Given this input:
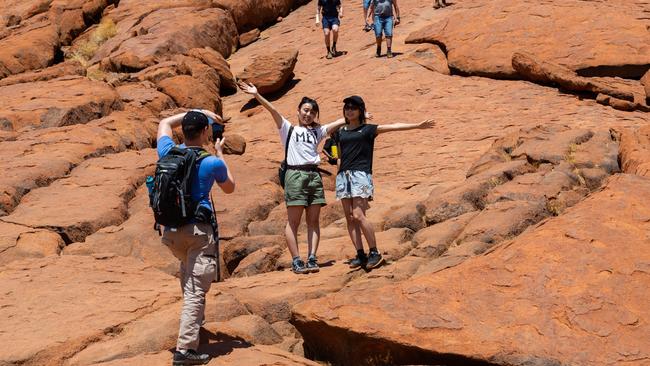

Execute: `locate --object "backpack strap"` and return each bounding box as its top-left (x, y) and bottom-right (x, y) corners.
top-left (284, 126), bottom-right (294, 162)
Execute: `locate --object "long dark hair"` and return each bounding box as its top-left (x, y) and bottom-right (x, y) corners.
top-left (343, 103), bottom-right (366, 125)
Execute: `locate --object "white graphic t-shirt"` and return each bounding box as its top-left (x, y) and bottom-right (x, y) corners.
top-left (279, 118), bottom-right (328, 166)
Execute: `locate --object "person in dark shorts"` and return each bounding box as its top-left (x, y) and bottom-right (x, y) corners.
top-left (332, 96), bottom-right (434, 269)
top-left (316, 0), bottom-right (343, 59)
top-left (434, 0), bottom-right (448, 9)
top-left (238, 81), bottom-right (347, 274)
top-left (366, 0), bottom-right (400, 58)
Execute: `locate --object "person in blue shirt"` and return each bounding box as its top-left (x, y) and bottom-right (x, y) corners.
top-left (157, 109), bottom-right (235, 366)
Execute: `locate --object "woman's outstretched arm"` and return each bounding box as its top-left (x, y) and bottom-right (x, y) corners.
top-left (238, 81), bottom-right (284, 129)
top-left (376, 118), bottom-right (435, 135)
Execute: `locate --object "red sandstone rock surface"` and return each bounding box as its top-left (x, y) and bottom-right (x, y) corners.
top-left (0, 0), bottom-right (648, 365)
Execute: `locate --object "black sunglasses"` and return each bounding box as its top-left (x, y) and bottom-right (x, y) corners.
top-left (344, 104), bottom-right (360, 110)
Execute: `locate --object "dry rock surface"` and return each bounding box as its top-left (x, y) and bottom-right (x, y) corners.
top-left (0, 0), bottom-right (648, 365)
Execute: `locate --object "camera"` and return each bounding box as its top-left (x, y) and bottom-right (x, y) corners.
top-left (210, 118), bottom-right (224, 141)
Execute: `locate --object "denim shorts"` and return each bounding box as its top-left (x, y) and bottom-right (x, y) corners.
top-left (374, 15), bottom-right (393, 37)
top-left (363, 0), bottom-right (372, 10)
top-left (322, 15), bottom-right (340, 29)
top-left (336, 170), bottom-right (374, 200)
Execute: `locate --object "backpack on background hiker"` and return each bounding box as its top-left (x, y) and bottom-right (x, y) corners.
top-left (278, 126), bottom-right (294, 188)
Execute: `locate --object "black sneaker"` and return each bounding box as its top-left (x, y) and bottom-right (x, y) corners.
top-left (349, 253), bottom-right (367, 269)
top-left (306, 255), bottom-right (320, 273)
top-left (331, 45), bottom-right (337, 56)
top-left (292, 258), bottom-right (308, 274)
top-left (366, 251), bottom-right (385, 269)
top-left (173, 350), bottom-right (210, 365)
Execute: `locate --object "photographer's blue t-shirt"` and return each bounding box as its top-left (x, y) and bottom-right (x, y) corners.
top-left (157, 136), bottom-right (228, 210)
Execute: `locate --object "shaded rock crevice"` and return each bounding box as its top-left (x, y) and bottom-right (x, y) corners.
top-left (293, 318), bottom-right (502, 366)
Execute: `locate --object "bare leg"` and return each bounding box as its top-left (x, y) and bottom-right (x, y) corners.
top-left (352, 197), bottom-right (377, 250)
top-left (323, 28), bottom-right (331, 51)
top-left (305, 204), bottom-right (321, 257)
top-left (342, 198), bottom-right (363, 251)
top-left (331, 25), bottom-right (339, 53)
top-left (375, 37), bottom-right (382, 56)
top-left (285, 206), bottom-right (304, 258)
top-left (386, 36), bottom-right (392, 50)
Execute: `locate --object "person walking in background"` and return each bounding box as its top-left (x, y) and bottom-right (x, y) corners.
top-left (332, 96), bottom-right (434, 269)
top-left (366, 0), bottom-right (400, 58)
top-left (433, 0), bottom-right (448, 9)
top-left (316, 0), bottom-right (343, 59)
top-left (363, 0), bottom-right (373, 31)
top-left (238, 81), bottom-right (347, 274)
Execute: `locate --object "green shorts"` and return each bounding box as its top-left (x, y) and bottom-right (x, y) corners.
top-left (284, 169), bottom-right (326, 206)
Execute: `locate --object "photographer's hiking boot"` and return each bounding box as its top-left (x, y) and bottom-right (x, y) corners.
top-left (292, 257), bottom-right (308, 274)
top-left (366, 250), bottom-right (385, 269)
top-left (306, 254), bottom-right (320, 273)
top-left (173, 350), bottom-right (210, 365)
top-left (349, 252), bottom-right (367, 269)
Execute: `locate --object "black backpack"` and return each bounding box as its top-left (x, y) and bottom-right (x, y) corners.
top-left (151, 146), bottom-right (210, 228)
top-left (278, 126), bottom-right (294, 188)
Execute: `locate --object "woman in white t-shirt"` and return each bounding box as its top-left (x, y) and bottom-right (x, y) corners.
top-left (239, 81), bottom-right (346, 274)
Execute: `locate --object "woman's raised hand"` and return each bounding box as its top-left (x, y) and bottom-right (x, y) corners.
top-left (365, 111), bottom-right (373, 120)
top-left (418, 119), bottom-right (435, 129)
top-left (237, 80), bottom-right (258, 95)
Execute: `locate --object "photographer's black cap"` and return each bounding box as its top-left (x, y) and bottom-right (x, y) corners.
top-left (343, 95), bottom-right (365, 109)
top-left (182, 110), bottom-right (209, 129)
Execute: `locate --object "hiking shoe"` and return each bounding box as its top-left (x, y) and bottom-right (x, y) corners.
top-left (364, 23), bottom-right (373, 32)
top-left (306, 255), bottom-right (320, 273)
top-left (292, 258), bottom-right (308, 274)
top-left (331, 45), bottom-right (337, 55)
top-left (173, 350), bottom-right (210, 365)
top-left (349, 253), bottom-right (367, 269)
top-left (387, 51), bottom-right (394, 58)
top-left (326, 51), bottom-right (333, 59)
top-left (366, 251), bottom-right (385, 269)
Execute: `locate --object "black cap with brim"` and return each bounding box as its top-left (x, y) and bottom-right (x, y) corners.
top-left (343, 95), bottom-right (365, 109)
top-left (182, 110), bottom-right (209, 129)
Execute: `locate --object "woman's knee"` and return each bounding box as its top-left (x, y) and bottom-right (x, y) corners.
top-left (286, 218), bottom-right (300, 231)
top-left (352, 209), bottom-right (366, 222)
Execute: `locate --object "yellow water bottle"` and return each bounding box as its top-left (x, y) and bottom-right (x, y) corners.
top-left (331, 145), bottom-right (339, 159)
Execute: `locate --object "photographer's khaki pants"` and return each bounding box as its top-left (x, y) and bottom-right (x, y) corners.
top-left (162, 223), bottom-right (216, 351)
